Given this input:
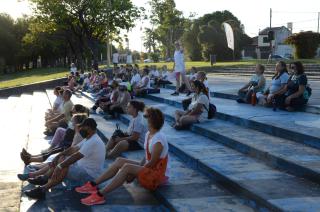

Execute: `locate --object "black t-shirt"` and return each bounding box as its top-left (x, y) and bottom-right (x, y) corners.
top-left (286, 74), bottom-right (307, 96)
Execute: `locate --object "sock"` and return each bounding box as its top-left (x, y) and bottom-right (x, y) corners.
top-left (90, 181), bottom-right (97, 186)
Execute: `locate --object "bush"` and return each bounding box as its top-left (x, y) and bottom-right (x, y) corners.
top-left (285, 31), bottom-right (320, 59)
top-left (149, 52), bottom-right (160, 62)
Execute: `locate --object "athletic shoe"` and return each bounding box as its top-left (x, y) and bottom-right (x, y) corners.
top-left (28, 175), bottom-right (48, 186)
top-left (81, 192), bottom-right (106, 206)
top-left (75, 182), bottom-right (98, 194)
top-left (17, 173), bottom-right (29, 181)
top-left (24, 187), bottom-right (45, 199)
top-left (186, 91), bottom-right (193, 96)
top-left (26, 165), bottom-right (39, 172)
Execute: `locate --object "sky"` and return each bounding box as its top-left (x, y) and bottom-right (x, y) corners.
top-left (1, 0), bottom-right (320, 51)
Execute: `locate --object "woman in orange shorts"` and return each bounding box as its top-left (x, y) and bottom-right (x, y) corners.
top-left (75, 107), bottom-right (169, 206)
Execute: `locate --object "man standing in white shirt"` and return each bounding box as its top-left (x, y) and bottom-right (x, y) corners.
top-left (171, 41), bottom-right (192, 96)
top-left (113, 52), bottom-right (119, 67)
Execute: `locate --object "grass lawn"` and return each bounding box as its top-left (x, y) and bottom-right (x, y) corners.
top-left (1, 59), bottom-right (319, 89)
top-left (0, 67), bottom-right (68, 89)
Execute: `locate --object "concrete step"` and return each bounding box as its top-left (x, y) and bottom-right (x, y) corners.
top-left (117, 110), bottom-right (320, 212)
top-left (130, 97), bottom-right (320, 184)
top-left (79, 92), bottom-right (320, 211)
top-left (0, 94), bottom-right (33, 211)
top-left (151, 88), bottom-right (320, 150)
top-left (44, 90), bottom-right (168, 211)
top-left (74, 93), bottom-right (256, 211)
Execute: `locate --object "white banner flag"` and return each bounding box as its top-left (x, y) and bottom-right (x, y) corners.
top-left (223, 23), bottom-right (234, 51)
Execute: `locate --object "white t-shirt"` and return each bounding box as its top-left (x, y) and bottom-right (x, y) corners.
top-left (126, 54), bottom-right (133, 64)
top-left (70, 67), bottom-right (77, 74)
top-left (189, 93), bottom-right (209, 122)
top-left (128, 112), bottom-right (147, 146)
top-left (270, 72), bottom-right (289, 94)
top-left (113, 53), bottom-right (119, 64)
top-left (150, 70), bottom-right (160, 78)
top-left (77, 133), bottom-right (106, 179)
top-left (131, 73), bottom-right (141, 85)
top-left (203, 80), bottom-right (211, 97)
top-left (174, 50), bottom-right (185, 73)
top-left (138, 76), bottom-right (151, 88)
top-left (53, 96), bottom-right (63, 111)
top-left (144, 131), bottom-right (168, 161)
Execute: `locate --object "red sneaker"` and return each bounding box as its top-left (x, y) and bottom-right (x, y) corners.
top-left (81, 192), bottom-right (106, 206)
top-left (75, 182), bottom-right (97, 194)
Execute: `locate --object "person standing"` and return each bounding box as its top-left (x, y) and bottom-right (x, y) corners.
top-left (171, 41), bottom-right (192, 96)
top-left (112, 52), bottom-right (119, 67)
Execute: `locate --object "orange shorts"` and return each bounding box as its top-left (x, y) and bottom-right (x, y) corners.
top-left (138, 168), bottom-right (164, 190)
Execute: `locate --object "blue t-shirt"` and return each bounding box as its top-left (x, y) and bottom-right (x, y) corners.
top-left (270, 72), bottom-right (289, 94)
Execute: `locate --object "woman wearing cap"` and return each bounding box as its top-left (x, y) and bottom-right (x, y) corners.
top-left (76, 107), bottom-right (169, 206)
top-left (171, 41), bottom-right (192, 96)
top-left (107, 84), bottom-right (131, 118)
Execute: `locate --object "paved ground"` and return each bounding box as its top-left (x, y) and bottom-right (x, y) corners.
top-left (206, 74), bottom-right (320, 106)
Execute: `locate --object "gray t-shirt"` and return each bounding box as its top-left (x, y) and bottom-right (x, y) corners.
top-left (127, 112), bottom-right (147, 146)
top-left (270, 73), bottom-right (289, 94)
top-left (189, 93), bottom-right (209, 122)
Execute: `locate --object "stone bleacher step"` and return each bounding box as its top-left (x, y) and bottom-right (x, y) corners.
top-left (137, 97), bottom-right (320, 184)
top-left (89, 113), bottom-right (257, 212)
top-left (73, 93), bottom-right (257, 211)
top-left (45, 90), bottom-right (168, 212)
top-left (147, 89), bottom-right (320, 150)
top-left (117, 113), bottom-right (320, 212)
top-left (77, 93), bottom-right (320, 211)
top-left (0, 94), bottom-right (34, 212)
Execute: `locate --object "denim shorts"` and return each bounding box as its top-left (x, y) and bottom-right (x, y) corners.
top-left (66, 164), bottom-right (94, 185)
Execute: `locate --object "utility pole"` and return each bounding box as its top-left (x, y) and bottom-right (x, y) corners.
top-left (317, 12), bottom-right (319, 33)
top-left (269, 8), bottom-right (273, 62)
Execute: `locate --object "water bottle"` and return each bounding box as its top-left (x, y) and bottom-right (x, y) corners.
top-left (251, 92), bottom-right (256, 106)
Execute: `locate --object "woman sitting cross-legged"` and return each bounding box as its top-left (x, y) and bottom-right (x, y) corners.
top-left (277, 61), bottom-right (311, 111)
top-left (106, 100), bottom-right (147, 158)
top-left (173, 80), bottom-right (209, 130)
top-left (75, 107), bottom-right (168, 206)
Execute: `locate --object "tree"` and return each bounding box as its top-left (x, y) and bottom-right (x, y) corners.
top-left (183, 10), bottom-right (252, 61)
top-left (285, 31), bottom-right (320, 59)
top-left (29, 0), bottom-right (142, 69)
top-left (148, 0), bottom-right (186, 58)
top-left (143, 28), bottom-right (159, 53)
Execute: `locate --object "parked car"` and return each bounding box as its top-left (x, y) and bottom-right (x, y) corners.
top-left (271, 54), bottom-right (289, 60)
top-left (143, 59), bottom-right (153, 63)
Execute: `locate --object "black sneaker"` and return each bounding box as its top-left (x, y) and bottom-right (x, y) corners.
top-left (236, 98), bottom-right (245, 103)
top-left (17, 173), bottom-right (29, 181)
top-left (43, 130), bottom-right (54, 136)
top-left (24, 187), bottom-right (46, 199)
top-left (28, 175), bottom-right (48, 186)
top-left (186, 91), bottom-right (193, 96)
top-left (171, 92), bottom-right (179, 96)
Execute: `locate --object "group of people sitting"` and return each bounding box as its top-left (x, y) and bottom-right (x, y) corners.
top-left (237, 61), bottom-right (312, 112)
top-left (18, 85), bottom-right (169, 206)
top-left (17, 59), bottom-right (313, 205)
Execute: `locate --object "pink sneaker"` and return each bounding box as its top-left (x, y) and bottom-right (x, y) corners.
top-left (81, 192), bottom-right (106, 206)
top-left (75, 182), bottom-right (97, 194)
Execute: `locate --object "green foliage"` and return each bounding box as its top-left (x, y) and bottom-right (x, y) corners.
top-left (285, 31), bottom-right (320, 59)
top-left (149, 52), bottom-right (160, 62)
top-left (147, 0), bottom-right (186, 58)
top-left (183, 10), bottom-right (252, 61)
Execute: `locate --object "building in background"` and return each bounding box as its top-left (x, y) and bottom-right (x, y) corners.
top-left (257, 26), bottom-right (293, 59)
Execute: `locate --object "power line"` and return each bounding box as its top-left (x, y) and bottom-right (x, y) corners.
top-left (273, 11), bottom-right (318, 14)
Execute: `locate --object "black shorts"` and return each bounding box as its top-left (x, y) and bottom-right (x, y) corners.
top-left (128, 140), bottom-right (142, 151)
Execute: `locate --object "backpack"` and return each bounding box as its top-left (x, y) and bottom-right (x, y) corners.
top-left (205, 103), bottom-right (217, 119)
top-left (111, 123), bottom-right (126, 138)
